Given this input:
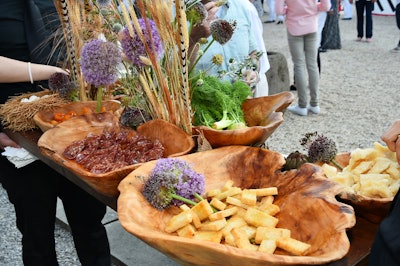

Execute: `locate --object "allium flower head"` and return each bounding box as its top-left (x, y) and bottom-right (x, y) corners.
top-left (80, 39), bottom-right (122, 87)
top-left (112, 23), bottom-right (123, 33)
top-left (97, 0), bottom-right (111, 7)
top-left (209, 19), bottom-right (236, 45)
top-left (142, 158), bottom-right (205, 210)
top-left (186, 2), bottom-right (208, 26)
top-left (48, 72), bottom-right (76, 99)
top-left (307, 135), bottom-right (337, 163)
top-left (120, 18), bottom-right (163, 67)
top-left (300, 132), bottom-right (343, 169)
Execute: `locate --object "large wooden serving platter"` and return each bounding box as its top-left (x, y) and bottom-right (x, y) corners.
top-left (118, 146), bottom-right (356, 266)
top-left (192, 92), bottom-right (294, 148)
top-left (37, 113), bottom-right (195, 197)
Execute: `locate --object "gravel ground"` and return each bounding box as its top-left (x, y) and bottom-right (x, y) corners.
top-left (1, 9), bottom-right (399, 266)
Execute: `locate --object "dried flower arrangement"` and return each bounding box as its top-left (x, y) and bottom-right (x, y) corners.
top-left (53, 0), bottom-right (257, 135)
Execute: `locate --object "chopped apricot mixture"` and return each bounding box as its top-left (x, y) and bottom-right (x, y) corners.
top-left (50, 107), bottom-right (107, 124)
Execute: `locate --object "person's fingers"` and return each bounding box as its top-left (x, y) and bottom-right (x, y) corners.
top-left (0, 132), bottom-right (20, 150)
top-left (381, 120), bottom-right (400, 152)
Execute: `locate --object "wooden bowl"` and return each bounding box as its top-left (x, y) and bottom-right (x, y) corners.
top-left (33, 100), bottom-right (122, 132)
top-left (37, 114), bottom-right (195, 197)
top-left (192, 92), bottom-right (294, 148)
top-left (118, 146), bottom-right (355, 266)
top-left (330, 153), bottom-right (393, 224)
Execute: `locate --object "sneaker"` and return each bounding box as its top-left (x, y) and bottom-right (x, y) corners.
top-left (366, 38), bottom-right (372, 43)
top-left (307, 105), bottom-right (320, 114)
top-left (356, 37), bottom-right (362, 42)
top-left (391, 46), bottom-right (400, 53)
top-left (276, 20), bottom-right (283, 25)
top-left (287, 105), bottom-right (308, 116)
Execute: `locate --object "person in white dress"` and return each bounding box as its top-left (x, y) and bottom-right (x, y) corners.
top-left (341, 0), bottom-right (353, 20)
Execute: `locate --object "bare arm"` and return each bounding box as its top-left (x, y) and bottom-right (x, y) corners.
top-left (0, 56), bottom-right (67, 83)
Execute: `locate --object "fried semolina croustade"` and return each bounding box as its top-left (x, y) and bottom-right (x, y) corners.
top-left (358, 174), bottom-right (393, 198)
top-left (259, 239), bottom-right (277, 254)
top-left (164, 182), bottom-right (315, 256)
top-left (244, 207), bottom-right (279, 228)
top-left (193, 231), bottom-right (223, 243)
top-left (322, 142), bottom-right (400, 198)
top-left (276, 236), bottom-right (311, 256)
top-left (231, 227), bottom-right (258, 251)
top-left (191, 199), bottom-right (214, 221)
top-left (255, 227), bottom-right (291, 244)
top-left (165, 210), bottom-right (193, 233)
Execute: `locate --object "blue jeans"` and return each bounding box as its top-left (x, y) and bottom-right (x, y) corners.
top-left (355, 0), bottom-right (374, 38)
top-left (287, 31), bottom-right (319, 108)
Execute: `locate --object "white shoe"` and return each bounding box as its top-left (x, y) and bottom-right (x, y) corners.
top-left (307, 105), bottom-right (320, 114)
top-left (287, 105), bottom-right (308, 116)
top-left (391, 46), bottom-right (400, 53)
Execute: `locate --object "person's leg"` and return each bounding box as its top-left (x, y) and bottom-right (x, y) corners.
top-left (265, 0), bottom-right (276, 22)
top-left (287, 31), bottom-right (307, 108)
top-left (355, 0), bottom-right (365, 39)
top-left (365, 0), bottom-right (373, 39)
top-left (60, 178), bottom-right (111, 266)
top-left (1, 157), bottom-right (59, 266)
top-left (276, 15), bottom-right (284, 24)
top-left (304, 32), bottom-right (320, 108)
top-left (255, 72), bottom-right (269, 97)
top-left (397, 4), bottom-right (400, 46)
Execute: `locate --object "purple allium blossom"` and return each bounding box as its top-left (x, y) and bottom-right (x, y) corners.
top-left (300, 132), bottom-right (343, 169)
top-left (48, 72), bottom-right (76, 99)
top-left (142, 158), bottom-right (205, 210)
top-left (80, 39), bottom-right (122, 87)
top-left (120, 18), bottom-right (163, 67)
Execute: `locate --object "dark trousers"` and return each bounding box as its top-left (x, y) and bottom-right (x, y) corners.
top-left (368, 190), bottom-right (400, 266)
top-left (0, 156), bottom-right (111, 266)
top-left (355, 0), bottom-right (374, 38)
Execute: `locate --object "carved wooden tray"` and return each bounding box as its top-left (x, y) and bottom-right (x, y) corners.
top-left (33, 100), bottom-right (122, 132)
top-left (118, 146), bottom-right (356, 266)
top-left (192, 92), bottom-right (294, 148)
top-left (37, 114), bottom-right (195, 197)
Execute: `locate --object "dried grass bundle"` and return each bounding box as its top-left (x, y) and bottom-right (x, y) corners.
top-left (0, 91), bottom-right (69, 131)
top-left (119, 0), bottom-right (193, 134)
